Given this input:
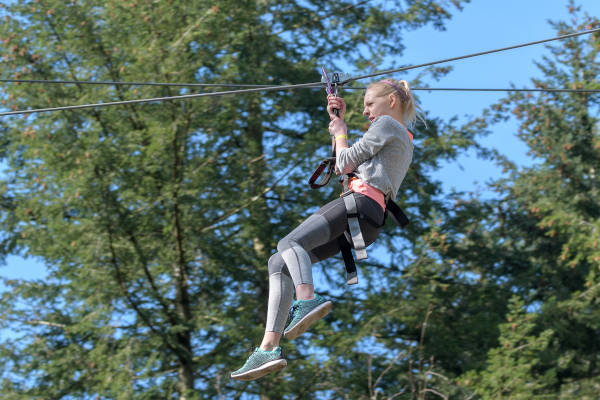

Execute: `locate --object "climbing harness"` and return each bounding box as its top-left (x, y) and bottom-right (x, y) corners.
top-left (310, 67), bottom-right (409, 285)
top-left (338, 174), bottom-right (410, 285)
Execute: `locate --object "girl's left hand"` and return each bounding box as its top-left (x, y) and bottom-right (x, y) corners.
top-left (328, 118), bottom-right (347, 137)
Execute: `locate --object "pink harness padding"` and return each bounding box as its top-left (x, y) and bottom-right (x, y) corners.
top-left (348, 177), bottom-right (386, 211)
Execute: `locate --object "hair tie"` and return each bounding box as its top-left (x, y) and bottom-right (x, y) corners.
top-left (381, 80), bottom-right (409, 102)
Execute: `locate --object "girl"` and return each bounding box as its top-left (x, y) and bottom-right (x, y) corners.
top-left (231, 78), bottom-right (416, 381)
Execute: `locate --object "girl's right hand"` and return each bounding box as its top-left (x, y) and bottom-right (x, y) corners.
top-left (327, 95), bottom-right (346, 120)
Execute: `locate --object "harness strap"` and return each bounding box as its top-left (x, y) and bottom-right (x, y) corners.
top-left (339, 191), bottom-right (410, 285)
top-left (385, 198), bottom-right (410, 228)
top-left (342, 190), bottom-right (368, 261)
top-left (308, 135), bottom-right (336, 189)
top-left (308, 157), bottom-right (336, 189)
top-left (337, 235), bottom-right (358, 285)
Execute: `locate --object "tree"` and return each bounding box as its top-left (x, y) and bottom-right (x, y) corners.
top-left (440, 4), bottom-right (599, 398)
top-left (463, 296), bottom-right (556, 399)
top-left (0, 0), bottom-right (474, 399)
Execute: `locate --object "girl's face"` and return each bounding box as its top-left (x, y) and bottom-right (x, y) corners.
top-left (362, 88), bottom-right (394, 122)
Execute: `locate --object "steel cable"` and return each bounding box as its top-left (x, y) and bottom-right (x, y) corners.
top-left (0, 79), bottom-right (275, 88)
top-left (2, 27), bottom-right (599, 117)
top-left (3, 79), bottom-right (599, 94)
top-left (0, 82), bottom-right (322, 116)
top-left (341, 27), bottom-right (600, 83)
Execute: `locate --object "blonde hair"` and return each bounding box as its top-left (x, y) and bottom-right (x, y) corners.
top-left (367, 79), bottom-right (425, 128)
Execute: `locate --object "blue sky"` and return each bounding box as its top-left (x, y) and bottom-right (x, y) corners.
top-left (1, 0), bottom-right (599, 291)
top-left (402, 0), bottom-right (600, 194)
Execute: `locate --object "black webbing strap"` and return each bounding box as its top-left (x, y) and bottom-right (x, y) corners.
top-left (308, 136), bottom-right (336, 189)
top-left (337, 235), bottom-right (358, 285)
top-left (385, 199), bottom-right (410, 228)
top-left (308, 157), bottom-right (336, 189)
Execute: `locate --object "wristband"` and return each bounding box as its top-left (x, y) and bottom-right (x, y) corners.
top-left (335, 134), bottom-right (348, 141)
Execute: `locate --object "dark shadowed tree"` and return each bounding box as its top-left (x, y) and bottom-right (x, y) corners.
top-left (0, 0), bottom-right (480, 398)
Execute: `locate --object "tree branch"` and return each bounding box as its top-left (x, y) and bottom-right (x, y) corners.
top-left (199, 159), bottom-right (303, 233)
top-left (126, 230), bottom-right (179, 325)
top-left (22, 319), bottom-right (67, 329)
top-left (105, 216), bottom-right (179, 357)
top-left (423, 387), bottom-right (448, 400)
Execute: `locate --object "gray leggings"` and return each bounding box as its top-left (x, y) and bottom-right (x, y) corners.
top-left (266, 192), bottom-right (385, 333)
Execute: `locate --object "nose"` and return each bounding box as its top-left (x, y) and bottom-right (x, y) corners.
top-left (363, 107), bottom-right (369, 117)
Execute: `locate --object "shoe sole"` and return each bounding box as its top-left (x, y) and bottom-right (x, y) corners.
top-left (230, 359), bottom-right (287, 381)
top-left (284, 301), bottom-right (332, 340)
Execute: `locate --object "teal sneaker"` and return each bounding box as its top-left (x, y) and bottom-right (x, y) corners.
top-left (230, 347), bottom-right (287, 381)
top-left (283, 294), bottom-right (332, 340)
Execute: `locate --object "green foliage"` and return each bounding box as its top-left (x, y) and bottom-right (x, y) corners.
top-left (0, 0), bottom-right (473, 399)
top-left (463, 296), bottom-right (556, 399)
top-left (3, 0), bottom-right (598, 399)
top-left (444, 5), bottom-right (600, 399)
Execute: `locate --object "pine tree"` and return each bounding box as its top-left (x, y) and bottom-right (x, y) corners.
top-left (463, 296), bottom-right (556, 399)
top-left (0, 1), bottom-right (475, 399)
top-left (442, 4), bottom-right (599, 398)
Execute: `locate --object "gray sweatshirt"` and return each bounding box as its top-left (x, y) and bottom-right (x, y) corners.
top-left (336, 115), bottom-right (413, 201)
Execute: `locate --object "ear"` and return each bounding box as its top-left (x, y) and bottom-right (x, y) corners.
top-left (388, 93), bottom-right (397, 109)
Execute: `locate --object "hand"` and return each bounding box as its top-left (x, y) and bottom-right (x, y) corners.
top-left (328, 118), bottom-right (347, 137)
top-left (327, 95), bottom-right (346, 120)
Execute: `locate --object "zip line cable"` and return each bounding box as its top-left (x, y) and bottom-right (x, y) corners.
top-left (1, 27), bottom-right (599, 117)
top-left (0, 82), bottom-right (323, 116)
top-left (0, 79), bottom-right (275, 88)
top-left (341, 27), bottom-right (600, 83)
top-left (3, 79), bottom-right (599, 94)
top-left (343, 87), bottom-right (600, 93)
top-left (5, 85), bottom-right (598, 117)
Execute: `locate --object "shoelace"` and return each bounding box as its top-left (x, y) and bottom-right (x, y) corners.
top-left (289, 302), bottom-right (300, 320)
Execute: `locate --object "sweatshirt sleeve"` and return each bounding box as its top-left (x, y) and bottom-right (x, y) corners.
top-left (336, 116), bottom-right (396, 175)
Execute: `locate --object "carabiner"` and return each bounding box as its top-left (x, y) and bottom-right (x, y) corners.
top-left (321, 67), bottom-right (339, 117)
